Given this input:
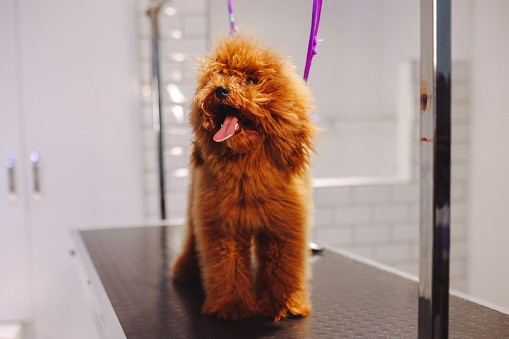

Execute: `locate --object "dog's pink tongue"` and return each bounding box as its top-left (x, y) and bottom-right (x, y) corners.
top-left (213, 115), bottom-right (238, 142)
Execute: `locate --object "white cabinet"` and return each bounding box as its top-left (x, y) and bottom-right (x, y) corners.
top-left (1, 0), bottom-right (145, 337)
top-left (0, 0), bottom-right (31, 321)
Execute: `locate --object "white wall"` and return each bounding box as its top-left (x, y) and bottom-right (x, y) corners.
top-left (2, 0), bottom-right (146, 337)
top-left (468, 0), bottom-right (509, 310)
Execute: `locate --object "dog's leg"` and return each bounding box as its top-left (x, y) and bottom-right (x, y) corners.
top-left (172, 176), bottom-right (201, 282)
top-left (171, 220), bottom-right (201, 282)
top-left (255, 230), bottom-right (311, 321)
top-left (198, 227), bottom-right (256, 320)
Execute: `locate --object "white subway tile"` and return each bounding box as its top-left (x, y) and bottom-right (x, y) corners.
top-left (334, 206), bottom-right (371, 225)
top-left (314, 228), bottom-right (353, 246)
top-left (451, 202), bottom-right (468, 221)
top-left (408, 204), bottom-right (420, 222)
top-left (451, 221), bottom-right (467, 239)
top-left (450, 260), bottom-right (467, 278)
top-left (165, 127), bottom-right (192, 146)
top-left (185, 16), bottom-right (207, 36)
top-left (161, 63), bottom-right (185, 83)
top-left (450, 280), bottom-right (468, 293)
top-left (352, 185), bottom-right (391, 204)
top-left (313, 208), bottom-right (333, 227)
top-left (145, 194), bottom-right (160, 215)
top-left (138, 0), bottom-right (151, 13)
top-left (165, 150), bottom-right (187, 168)
top-left (451, 104), bottom-right (469, 122)
top-left (355, 226), bottom-right (390, 244)
top-left (172, 0), bottom-right (206, 12)
top-left (374, 205), bottom-right (409, 222)
top-left (140, 79), bottom-right (151, 103)
top-left (140, 61), bottom-right (151, 81)
top-left (167, 209), bottom-right (186, 221)
top-left (144, 151), bottom-right (158, 171)
top-left (169, 172), bottom-right (190, 192)
top-left (314, 187), bottom-right (352, 206)
top-left (408, 242), bottom-right (419, 260)
top-left (392, 224), bottom-right (418, 241)
top-left (162, 40), bottom-right (207, 60)
top-left (342, 245), bottom-right (373, 259)
top-left (452, 124), bottom-right (470, 140)
top-left (139, 39), bottom-right (151, 61)
top-left (452, 84), bottom-right (469, 102)
top-left (375, 244), bottom-right (409, 262)
top-left (143, 172), bottom-right (158, 193)
top-left (393, 263), bottom-right (419, 277)
top-left (141, 105), bottom-right (153, 126)
top-left (452, 62), bottom-right (469, 82)
top-left (145, 210), bottom-right (161, 221)
top-left (393, 184), bottom-right (419, 202)
top-left (451, 144), bottom-right (469, 162)
top-left (143, 129), bottom-right (157, 149)
top-left (159, 17), bottom-right (182, 38)
top-left (167, 192), bottom-right (187, 212)
top-left (451, 240), bottom-right (468, 260)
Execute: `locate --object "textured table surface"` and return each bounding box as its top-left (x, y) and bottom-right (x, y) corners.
top-left (77, 226), bottom-right (509, 338)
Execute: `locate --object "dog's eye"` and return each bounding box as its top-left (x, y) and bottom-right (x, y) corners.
top-left (245, 77), bottom-right (257, 85)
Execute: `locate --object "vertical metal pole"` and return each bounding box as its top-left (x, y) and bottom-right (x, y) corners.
top-left (419, 0), bottom-right (451, 338)
top-left (148, 3), bottom-right (167, 220)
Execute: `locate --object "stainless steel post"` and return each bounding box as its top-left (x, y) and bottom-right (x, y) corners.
top-left (419, 0), bottom-right (451, 338)
top-left (147, 1), bottom-right (168, 220)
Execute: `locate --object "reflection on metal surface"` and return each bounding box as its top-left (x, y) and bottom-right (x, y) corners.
top-left (172, 53), bottom-right (186, 62)
top-left (164, 7), bottom-right (176, 16)
top-left (142, 85), bottom-right (151, 97)
top-left (147, 0), bottom-right (168, 220)
top-left (309, 242), bottom-right (324, 254)
top-left (171, 30), bottom-right (182, 40)
top-left (419, 0), bottom-right (451, 338)
top-left (172, 105), bottom-right (185, 124)
top-left (167, 84), bottom-right (185, 103)
top-left (170, 146), bottom-right (183, 156)
top-left (173, 168), bottom-right (188, 178)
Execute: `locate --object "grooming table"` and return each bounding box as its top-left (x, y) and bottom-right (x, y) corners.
top-left (73, 225), bottom-right (509, 338)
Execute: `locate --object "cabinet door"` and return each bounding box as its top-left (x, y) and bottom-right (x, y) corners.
top-left (17, 0), bottom-right (144, 337)
top-left (0, 0), bottom-right (32, 321)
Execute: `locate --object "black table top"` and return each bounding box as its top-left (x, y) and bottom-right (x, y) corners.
top-left (76, 225), bottom-right (509, 338)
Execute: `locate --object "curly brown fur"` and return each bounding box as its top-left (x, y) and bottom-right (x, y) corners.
top-left (172, 33), bottom-right (316, 321)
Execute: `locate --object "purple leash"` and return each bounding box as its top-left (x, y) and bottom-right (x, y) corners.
top-left (303, 0), bottom-right (323, 82)
top-left (228, 0), bottom-right (237, 35)
top-left (227, 0), bottom-right (322, 81)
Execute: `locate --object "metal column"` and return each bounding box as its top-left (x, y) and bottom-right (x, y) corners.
top-left (147, 1), bottom-right (168, 220)
top-left (419, 0), bottom-right (451, 338)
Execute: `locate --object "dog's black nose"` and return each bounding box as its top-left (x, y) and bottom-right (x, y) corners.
top-left (215, 86), bottom-right (230, 100)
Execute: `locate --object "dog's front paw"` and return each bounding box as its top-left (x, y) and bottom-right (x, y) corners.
top-left (202, 298), bottom-right (256, 321)
top-left (257, 294), bottom-right (311, 321)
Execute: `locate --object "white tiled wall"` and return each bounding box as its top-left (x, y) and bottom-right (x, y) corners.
top-left (313, 61), bottom-right (470, 292)
top-left (137, 0), bottom-right (209, 221)
top-left (136, 2), bottom-right (470, 292)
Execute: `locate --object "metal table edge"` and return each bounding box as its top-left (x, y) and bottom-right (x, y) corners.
top-left (72, 229), bottom-right (127, 339)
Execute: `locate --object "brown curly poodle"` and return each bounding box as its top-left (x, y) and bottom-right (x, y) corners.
top-left (171, 32), bottom-right (316, 321)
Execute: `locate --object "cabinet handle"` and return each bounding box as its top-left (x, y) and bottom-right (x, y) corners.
top-left (6, 154), bottom-right (17, 204)
top-left (30, 152), bottom-right (42, 202)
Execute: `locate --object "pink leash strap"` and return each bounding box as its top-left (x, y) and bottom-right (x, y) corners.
top-left (303, 0), bottom-right (323, 82)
